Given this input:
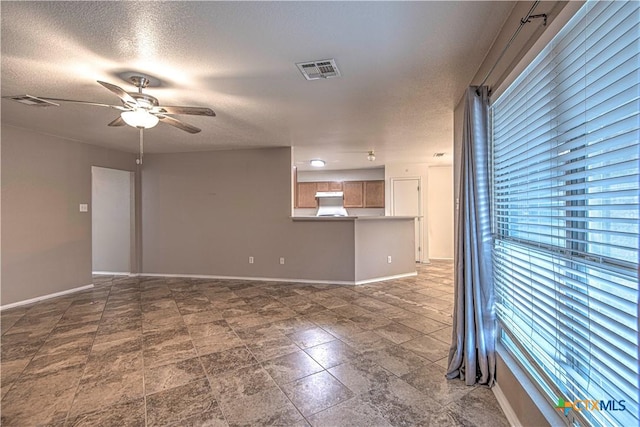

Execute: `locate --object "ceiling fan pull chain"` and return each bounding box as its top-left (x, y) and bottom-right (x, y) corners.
top-left (137, 128), bottom-right (144, 165)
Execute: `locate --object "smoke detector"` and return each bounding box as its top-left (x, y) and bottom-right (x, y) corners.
top-left (296, 59), bottom-right (341, 80)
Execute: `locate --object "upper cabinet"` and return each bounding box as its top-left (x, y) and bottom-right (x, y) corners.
top-left (364, 181), bottom-right (385, 208)
top-left (295, 180), bottom-right (385, 208)
top-left (297, 182), bottom-right (318, 208)
top-left (316, 181), bottom-right (343, 192)
top-left (343, 181), bottom-right (364, 208)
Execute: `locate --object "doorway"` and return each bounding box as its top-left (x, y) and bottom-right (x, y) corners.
top-left (391, 178), bottom-right (422, 262)
top-left (92, 166), bottom-right (135, 274)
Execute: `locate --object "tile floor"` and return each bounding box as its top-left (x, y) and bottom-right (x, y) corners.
top-left (1, 261), bottom-right (508, 426)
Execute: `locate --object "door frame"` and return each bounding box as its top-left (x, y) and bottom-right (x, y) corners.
top-left (91, 166), bottom-right (136, 275)
top-left (390, 177), bottom-right (424, 263)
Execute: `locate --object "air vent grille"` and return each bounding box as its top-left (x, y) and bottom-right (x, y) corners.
top-left (296, 59), bottom-right (341, 80)
top-left (433, 153), bottom-right (446, 158)
top-left (4, 95), bottom-right (59, 107)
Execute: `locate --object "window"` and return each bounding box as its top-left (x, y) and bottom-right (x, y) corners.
top-left (491, 2), bottom-right (639, 426)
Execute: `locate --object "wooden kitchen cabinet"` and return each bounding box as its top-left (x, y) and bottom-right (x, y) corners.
top-left (364, 180), bottom-right (385, 208)
top-left (296, 182), bottom-right (317, 208)
top-left (328, 181), bottom-right (343, 191)
top-left (295, 180), bottom-right (384, 209)
top-left (343, 181), bottom-right (364, 207)
top-left (316, 182), bottom-right (343, 192)
top-left (316, 182), bottom-right (329, 192)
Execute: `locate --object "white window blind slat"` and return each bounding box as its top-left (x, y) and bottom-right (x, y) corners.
top-left (495, 138), bottom-right (639, 184)
top-left (495, 270), bottom-right (637, 350)
top-left (494, 68), bottom-right (638, 162)
top-left (490, 2), bottom-right (639, 426)
top-left (494, 246), bottom-right (638, 396)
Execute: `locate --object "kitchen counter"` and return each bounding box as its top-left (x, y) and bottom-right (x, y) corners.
top-left (291, 216), bottom-right (418, 221)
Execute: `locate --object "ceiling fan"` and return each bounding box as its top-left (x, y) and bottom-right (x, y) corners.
top-left (5, 75), bottom-right (215, 134)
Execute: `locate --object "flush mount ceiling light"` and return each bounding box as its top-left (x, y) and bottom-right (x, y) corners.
top-left (120, 109), bottom-right (159, 129)
top-left (367, 151), bottom-right (376, 162)
top-left (310, 159), bottom-right (326, 167)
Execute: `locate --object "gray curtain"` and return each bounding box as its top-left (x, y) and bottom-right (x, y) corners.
top-left (446, 86), bottom-right (496, 386)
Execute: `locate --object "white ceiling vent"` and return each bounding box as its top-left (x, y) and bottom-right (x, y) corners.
top-left (4, 95), bottom-right (59, 107)
top-left (296, 59), bottom-right (341, 80)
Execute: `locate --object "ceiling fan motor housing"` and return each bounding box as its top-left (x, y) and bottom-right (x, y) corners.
top-left (127, 93), bottom-right (159, 110)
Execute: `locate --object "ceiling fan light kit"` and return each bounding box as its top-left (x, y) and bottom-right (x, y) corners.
top-left (121, 109), bottom-right (159, 129)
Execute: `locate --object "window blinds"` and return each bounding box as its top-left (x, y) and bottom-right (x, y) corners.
top-left (491, 1), bottom-right (639, 426)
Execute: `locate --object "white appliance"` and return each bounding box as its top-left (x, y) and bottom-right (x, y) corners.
top-left (315, 191), bottom-right (348, 216)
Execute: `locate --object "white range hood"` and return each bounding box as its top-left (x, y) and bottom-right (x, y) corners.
top-left (315, 191), bottom-right (348, 217)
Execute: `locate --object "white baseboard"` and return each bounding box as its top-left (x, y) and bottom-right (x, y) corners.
top-left (0, 271), bottom-right (417, 311)
top-left (354, 272), bottom-right (418, 285)
top-left (92, 271), bottom-right (132, 276)
top-left (493, 383), bottom-right (522, 427)
top-left (0, 284), bottom-right (94, 311)
top-left (140, 271), bottom-right (417, 286)
top-left (141, 272), bottom-right (357, 285)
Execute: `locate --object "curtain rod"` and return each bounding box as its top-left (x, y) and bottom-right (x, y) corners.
top-left (476, 1), bottom-right (547, 96)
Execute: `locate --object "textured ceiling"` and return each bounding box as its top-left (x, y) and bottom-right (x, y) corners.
top-left (1, 1), bottom-right (514, 170)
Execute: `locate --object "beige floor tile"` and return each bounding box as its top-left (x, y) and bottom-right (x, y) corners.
top-left (0, 262), bottom-right (510, 427)
top-left (280, 371), bottom-right (354, 417)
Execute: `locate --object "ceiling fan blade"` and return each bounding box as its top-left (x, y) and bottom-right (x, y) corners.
top-left (152, 106), bottom-right (215, 116)
top-left (157, 115), bottom-right (201, 134)
top-left (107, 116), bottom-right (126, 127)
top-left (97, 81), bottom-right (137, 106)
top-left (36, 97), bottom-right (127, 110)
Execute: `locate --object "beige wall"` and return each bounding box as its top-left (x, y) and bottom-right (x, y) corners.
top-left (140, 147), bottom-right (414, 283)
top-left (297, 168), bottom-right (384, 182)
top-left (427, 166), bottom-right (453, 259)
top-left (1, 125), bottom-right (138, 305)
top-left (141, 148), bottom-right (359, 282)
top-left (354, 219), bottom-right (415, 282)
top-left (469, 2), bottom-right (576, 92)
top-left (2, 136), bottom-right (416, 306)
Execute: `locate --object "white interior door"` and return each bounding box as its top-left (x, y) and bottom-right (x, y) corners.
top-left (392, 178), bottom-right (421, 262)
top-left (92, 166), bottom-right (134, 274)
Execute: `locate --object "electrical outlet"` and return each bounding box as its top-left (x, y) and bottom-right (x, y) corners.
top-left (387, 256), bottom-right (392, 264)
top-left (279, 257), bottom-right (285, 265)
top-left (249, 256), bottom-right (254, 264)
top-left (79, 203), bottom-right (88, 212)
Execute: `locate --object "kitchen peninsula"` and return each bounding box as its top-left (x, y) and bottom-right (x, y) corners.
top-left (290, 215), bottom-right (417, 284)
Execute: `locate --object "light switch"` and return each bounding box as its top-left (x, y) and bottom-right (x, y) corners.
top-left (79, 204), bottom-right (88, 212)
